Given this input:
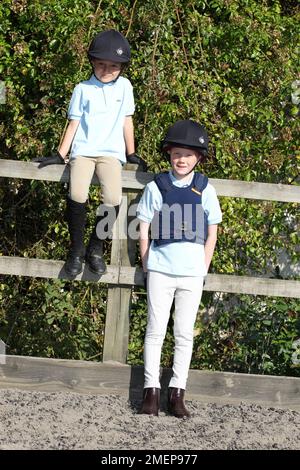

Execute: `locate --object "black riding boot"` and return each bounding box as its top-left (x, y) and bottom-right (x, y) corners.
top-left (65, 197), bottom-right (87, 276)
top-left (86, 204), bottom-right (119, 275)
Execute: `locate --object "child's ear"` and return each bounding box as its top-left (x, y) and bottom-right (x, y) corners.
top-left (196, 152), bottom-right (202, 162)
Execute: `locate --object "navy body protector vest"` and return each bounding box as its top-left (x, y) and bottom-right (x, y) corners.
top-left (152, 172), bottom-right (209, 247)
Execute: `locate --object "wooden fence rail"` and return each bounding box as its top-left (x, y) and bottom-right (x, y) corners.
top-left (2, 355), bottom-right (300, 411)
top-left (1, 158), bottom-right (300, 202)
top-left (0, 158), bottom-right (300, 363)
top-left (0, 256), bottom-right (299, 298)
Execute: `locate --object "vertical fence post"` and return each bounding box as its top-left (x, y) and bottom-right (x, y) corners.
top-left (103, 166), bottom-right (140, 363)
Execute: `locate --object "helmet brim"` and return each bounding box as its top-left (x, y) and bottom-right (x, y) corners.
top-left (88, 51), bottom-right (130, 63)
top-left (162, 140), bottom-right (208, 157)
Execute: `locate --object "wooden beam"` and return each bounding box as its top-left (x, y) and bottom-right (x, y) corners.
top-left (1, 159), bottom-right (299, 202)
top-left (211, 178), bottom-right (300, 203)
top-left (0, 158), bottom-right (71, 183)
top-left (103, 189), bottom-right (139, 363)
top-left (204, 273), bottom-right (300, 298)
top-left (1, 355), bottom-right (300, 410)
top-left (120, 266), bottom-right (300, 298)
top-left (0, 256), bottom-right (119, 283)
top-left (0, 256), bottom-right (299, 298)
top-left (123, 173), bottom-right (300, 203)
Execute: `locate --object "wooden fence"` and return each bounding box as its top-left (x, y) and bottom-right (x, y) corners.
top-left (2, 355), bottom-right (300, 410)
top-left (0, 158), bottom-right (299, 363)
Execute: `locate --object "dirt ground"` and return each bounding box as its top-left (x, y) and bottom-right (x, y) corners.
top-left (1, 388), bottom-right (300, 450)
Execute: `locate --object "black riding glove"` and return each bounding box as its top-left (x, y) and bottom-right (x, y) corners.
top-left (126, 153), bottom-right (147, 171)
top-left (143, 272), bottom-right (148, 290)
top-left (32, 151), bottom-right (65, 168)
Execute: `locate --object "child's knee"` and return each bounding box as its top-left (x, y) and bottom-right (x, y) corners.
top-left (145, 335), bottom-right (164, 347)
top-left (102, 194), bottom-right (122, 207)
top-left (68, 191), bottom-right (88, 204)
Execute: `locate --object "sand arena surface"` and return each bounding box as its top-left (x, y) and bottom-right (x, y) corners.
top-left (1, 388), bottom-right (300, 450)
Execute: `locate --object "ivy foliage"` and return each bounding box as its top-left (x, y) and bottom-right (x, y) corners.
top-left (0, 0), bottom-right (299, 375)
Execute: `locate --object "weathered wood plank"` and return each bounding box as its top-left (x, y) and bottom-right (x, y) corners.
top-left (1, 355), bottom-right (300, 410)
top-left (205, 273), bottom-right (300, 298)
top-left (103, 184), bottom-right (140, 362)
top-left (0, 256), bottom-right (299, 298)
top-left (1, 159), bottom-right (299, 202)
top-left (103, 192), bottom-right (137, 363)
top-left (0, 159), bottom-right (71, 183)
top-left (119, 267), bottom-right (300, 298)
top-left (0, 256), bottom-right (119, 283)
top-left (210, 178), bottom-right (300, 203)
top-left (124, 173), bottom-right (300, 203)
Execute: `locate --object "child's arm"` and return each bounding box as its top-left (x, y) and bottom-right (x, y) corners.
top-left (139, 220), bottom-right (150, 272)
top-left (32, 119), bottom-right (80, 168)
top-left (123, 116), bottom-right (135, 155)
top-left (204, 224), bottom-right (218, 272)
top-left (58, 119), bottom-right (80, 159)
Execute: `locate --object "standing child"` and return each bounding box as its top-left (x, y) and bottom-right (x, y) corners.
top-left (136, 120), bottom-right (222, 418)
top-left (34, 29), bottom-right (144, 276)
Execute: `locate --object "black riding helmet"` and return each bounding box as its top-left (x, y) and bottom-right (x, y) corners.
top-left (162, 120), bottom-right (209, 160)
top-left (88, 29), bottom-right (131, 63)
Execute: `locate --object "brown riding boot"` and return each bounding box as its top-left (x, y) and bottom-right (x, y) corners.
top-left (168, 387), bottom-right (191, 419)
top-left (138, 387), bottom-right (160, 416)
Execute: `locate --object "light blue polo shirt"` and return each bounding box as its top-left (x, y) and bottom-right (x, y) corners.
top-left (68, 74), bottom-right (135, 163)
top-left (137, 171), bottom-right (222, 276)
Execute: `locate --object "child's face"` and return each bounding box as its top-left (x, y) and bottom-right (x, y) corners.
top-left (169, 147), bottom-right (201, 179)
top-left (92, 59), bottom-right (122, 83)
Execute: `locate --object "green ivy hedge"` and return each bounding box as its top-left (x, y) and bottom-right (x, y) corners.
top-left (0, 0), bottom-right (299, 376)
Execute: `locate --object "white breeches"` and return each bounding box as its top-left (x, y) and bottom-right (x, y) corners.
top-left (144, 270), bottom-right (204, 390)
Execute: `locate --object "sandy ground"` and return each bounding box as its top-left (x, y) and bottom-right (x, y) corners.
top-left (0, 388), bottom-right (300, 450)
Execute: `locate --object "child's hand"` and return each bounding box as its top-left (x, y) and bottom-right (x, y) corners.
top-left (32, 152), bottom-right (65, 168)
top-left (126, 153), bottom-right (147, 171)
